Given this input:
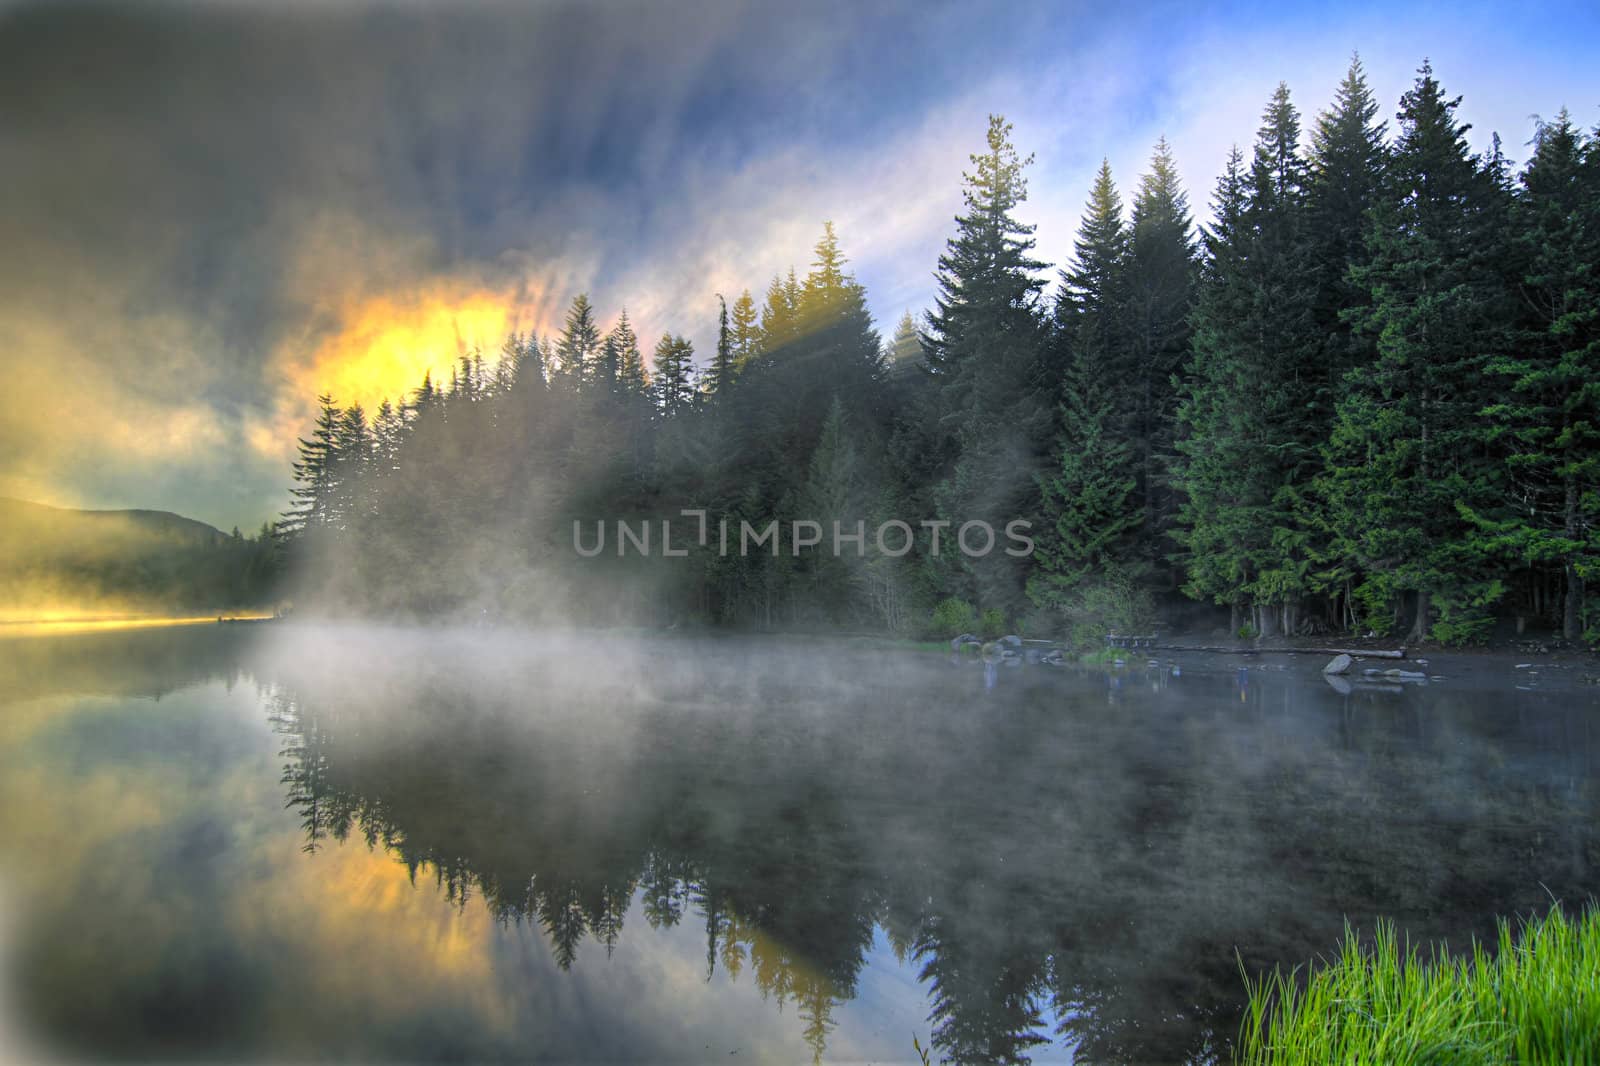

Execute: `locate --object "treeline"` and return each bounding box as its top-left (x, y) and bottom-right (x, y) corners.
top-left (0, 496), bottom-right (279, 615)
top-left (280, 58), bottom-right (1600, 645)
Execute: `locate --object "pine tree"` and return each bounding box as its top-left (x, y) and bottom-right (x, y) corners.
top-left (1173, 85), bottom-right (1324, 637)
top-left (517, 335), bottom-right (547, 390)
top-left (495, 333), bottom-right (522, 393)
top-left (925, 115), bottom-right (1047, 397)
top-left (371, 399), bottom-right (406, 483)
top-left (1322, 63), bottom-right (1515, 642)
top-left (1029, 361), bottom-right (1140, 605)
top-left (331, 403), bottom-right (372, 526)
top-left (1124, 138), bottom-right (1196, 571)
top-left (1482, 110), bottom-right (1599, 639)
top-left (557, 293), bottom-right (601, 383)
top-left (1033, 159), bottom-right (1143, 621)
top-left (805, 221), bottom-right (848, 307)
top-left (1307, 55), bottom-right (1388, 383)
top-left (707, 294), bottom-right (737, 399)
top-left (730, 289), bottom-right (761, 367)
top-left (886, 311), bottom-right (922, 367)
top-left (925, 115), bottom-right (1050, 613)
top-left (282, 393), bottom-right (343, 537)
top-left (1056, 159), bottom-right (1128, 366)
top-left (597, 334), bottom-right (621, 395)
top-left (651, 333), bottom-right (696, 416)
top-left (610, 310), bottom-right (648, 396)
top-left (800, 397), bottom-right (870, 620)
top-left (1172, 148), bottom-right (1259, 632)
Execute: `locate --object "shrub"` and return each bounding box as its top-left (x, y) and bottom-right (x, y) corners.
top-left (1024, 562), bottom-right (1154, 650)
top-left (978, 606), bottom-right (1007, 639)
top-left (929, 597), bottom-right (978, 637)
top-left (1428, 581), bottom-right (1502, 646)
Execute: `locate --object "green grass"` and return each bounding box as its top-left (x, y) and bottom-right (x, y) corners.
top-left (1236, 903), bottom-right (1600, 1065)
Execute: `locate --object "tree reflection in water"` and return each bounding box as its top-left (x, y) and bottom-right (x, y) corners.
top-left (267, 631), bottom-right (1599, 1065)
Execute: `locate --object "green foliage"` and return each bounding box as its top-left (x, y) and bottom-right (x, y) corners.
top-left (1319, 63), bottom-right (1516, 642)
top-left (1173, 84), bottom-right (1323, 627)
top-left (926, 115), bottom-right (1050, 617)
top-left (1236, 903), bottom-right (1600, 1066)
top-left (1428, 580), bottom-right (1503, 645)
top-left (930, 597), bottom-right (979, 636)
top-left (978, 607), bottom-right (1006, 639)
top-left (271, 87), bottom-right (1598, 641)
top-left (1038, 563), bottom-right (1153, 649)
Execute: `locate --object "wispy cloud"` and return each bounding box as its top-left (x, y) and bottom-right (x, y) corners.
top-left (1, 0), bottom-right (1595, 530)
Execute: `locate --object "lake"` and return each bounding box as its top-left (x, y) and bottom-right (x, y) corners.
top-left (0, 624), bottom-right (1595, 1064)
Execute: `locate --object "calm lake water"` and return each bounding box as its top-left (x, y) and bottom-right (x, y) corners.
top-left (1, 625), bottom-right (1596, 1064)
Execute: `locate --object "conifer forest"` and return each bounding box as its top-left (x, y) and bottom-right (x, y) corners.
top-left (280, 60), bottom-right (1600, 648)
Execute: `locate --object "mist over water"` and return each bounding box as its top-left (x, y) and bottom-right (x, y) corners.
top-left (1, 624), bottom-right (1596, 1063)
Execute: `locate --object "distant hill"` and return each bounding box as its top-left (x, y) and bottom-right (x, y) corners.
top-left (0, 497), bottom-right (274, 617)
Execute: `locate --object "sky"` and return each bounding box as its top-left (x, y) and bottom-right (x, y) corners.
top-left (2, 0), bottom-right (1597, 533)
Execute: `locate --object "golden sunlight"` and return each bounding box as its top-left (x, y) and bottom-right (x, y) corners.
top-left (288, 285), bottom-right (545, 418)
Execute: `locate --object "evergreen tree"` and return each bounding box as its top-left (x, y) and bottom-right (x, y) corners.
top-left (1033, 160), bottom-right (1142, 623)
top-left (707, 294), bottom-right (737, 399)
top-left (885, 311), bottom-right (922, 369)
top-left (1482, 111), bottom-right (1600, 639)
top-left (1322, 63), bottom-right (1515, 642)
top-left (519, 334), bottom-right (548, 390)
top-left (1173, 85), bottom-right (1323, 637)
top-left (1029, 361), bottom-right (1140, 611)
top-left (1306, 55), bottom-right (1389, 385)
top-left (610, 311), bottom-right (648, 396)
top-left (282, 394), bottom-right (343, 537)
top-left (1056, 159), bottom-right (1128, 367)
top-left (800, 397), bottom-right (870, 620)
top-left (598, 334), bottom-right (621, 395)
top-left (328, 403), bottom-right (372, 530)
top-left (805, 221), bottom-right (848, 308)
top-left (651, 333), bottom-right (696, 416)
top-left (730, 289), bottom-right (761, 367)
top-left (495, 333), bottom-right (522, 393)
top-left (1124, 138), bottom-right (1196, 572)
top-left (557, 293), bottom-right (602, 383)
top-left (925, 115), bottom-right (1050, 613)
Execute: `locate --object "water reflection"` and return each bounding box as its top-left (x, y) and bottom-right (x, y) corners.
top-left (262, 630), bottom-right (1598, 1064)
top-left (2, 627), bottom-right (1597, 1064)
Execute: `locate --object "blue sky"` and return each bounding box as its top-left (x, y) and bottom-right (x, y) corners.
top-left (2, 0), bottom-right (1597, 531)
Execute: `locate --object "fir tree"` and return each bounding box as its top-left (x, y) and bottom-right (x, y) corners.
top-left (925, 115), bottom-right (1050, 612)
top-left (1482, 110), bottom-right (1599, 639)
top-left (610, 310), bottom-right (648, 396)
top-left (1173, 85), bottom-right (1323, 637)
top-left (282, 393), bottom-right (343, 538)
top-left (1322, 62), bottom-right (1515, 642)
top-left (1033, 159), bottom-right (1142, 618)
top-left (886, 311), bottom-right (922, 367)
top-left (651, 333), bottom-right (696, 417)
top-left (707, 294), bottom-right (737, 399)
top-left (1056, 158), bottom-right (1128, 365)
top-left (1306, 55), bottom-right (1389, 385)
top-left (1124, 138), bottom-right (1196, 572)
top-left (557, 293), bottom-right (601, 383)
top-left (730, 288), bottom-right (761, 367)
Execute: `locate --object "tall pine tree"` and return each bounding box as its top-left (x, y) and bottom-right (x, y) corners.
top-left (1322, 63), bottom-right (1515, 642)
top-left (926, 115), bottom-right (1050, 614)
top-left (1481, 111), bottom-right (1600, 639)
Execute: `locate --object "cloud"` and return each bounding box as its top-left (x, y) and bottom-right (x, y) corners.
top-left (1, 0), bottom-right (1596, 531)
